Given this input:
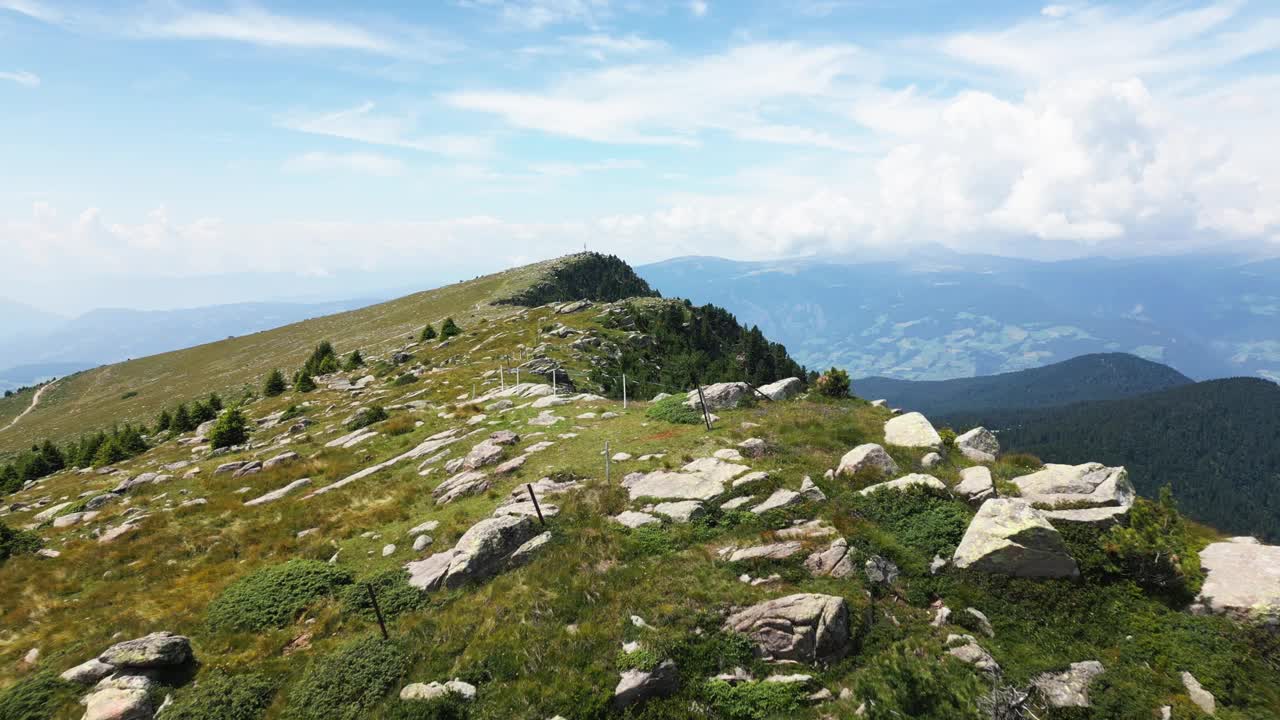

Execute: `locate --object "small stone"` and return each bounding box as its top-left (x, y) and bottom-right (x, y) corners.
top-left (413, 535), bottom-right (433, 552)
top-left (382, 544), bottom-right (396, 557)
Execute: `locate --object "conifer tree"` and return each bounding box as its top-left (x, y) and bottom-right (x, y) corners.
top-left (263, 368), bottom-right (287, 397)
top-left (295, 371), bottom-right (317, 393)
top-left (440, 317), bottom-right (461, 338)
top-left (343, 350), bottom-right (364, 370)
top-left (156, 408), bottom-right (173, 432)
top-left (208, 408), bottom-right (248, 449)
top-left (420, 324), bottom-right (437, 341)
top-left (172, 403), bottom-right (194, 433)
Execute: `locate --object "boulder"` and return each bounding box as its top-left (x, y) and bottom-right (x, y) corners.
top-left (462, 440), bottom-right (505, 470)
top-left (799, 476), bottom-right (826, 502)
top-left (652, 501), bottom-right (705, 524)
top-left (433, 470), bottom-right (491, 505)
top-left (920, 452), bottom-right (943, 469)
top-left (684, 382), bottom-right (751, 411)
top-left (405, 515), bottom-right (541, 591)
top-left (400, 679), bottom-right (477, 701)
top-left (1196, 537), bottom-right (1280, 623)
top-left (624, 470), bottom-right (724, 501)
top-left (263, 451), bottom-right (299, 470)
top-left (724, 594), bottom-right (850, 663)
top-left (682, 457), bottom-right (751, 484)
top-left (612, 659), bottom-right (680, 711)
top-left (883, 412), bottom-right (942, 448)
top-left (952, 499), bottom-right (1079, 579)
top-left (946, 634), bottom-right (1000, 675)
top-left (1042, 506), bottom-right (1130, 528)
top-left (1181, 672), bottom-right (1215, 715)
top-left (758, 377), bottom-right (803, 401)
top-left (836, 444), bottom-right (899, 478)
top-left (244, 478), bottom-right (312, 506)
top-left (751, 489), bottom-right (802, 514)
top-left (1032, 661), bottom-right (1105, 708)
top-left (857, 473), bottom-right (945, 497)
top-left (804, 538), bottom-right (856, 579)
top-left (955, 466), bottom-right (995, 504)
top-left (737, 438), bottom-right (767, 458)
top-left (864, 555), bottom-right (899, 585)
top-left (613, 511), bottom-right (660, 528)
top-left (81, 687), bottom-right (152, 720)
top-left (726, 541), bottom-right (804, 563)
top-left (956, 427), bottom-right (999, 462)
top-left (60, 658), bottom-right (116, 685)
top-left (1012, 463), bottom-right (1134, 509)
top-left (98, 632), bottom-right (192, 669)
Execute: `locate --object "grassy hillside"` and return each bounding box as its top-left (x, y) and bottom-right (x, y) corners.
top-left (1, 257), bottom-right (1277, 720)
top-left (948, 377), bottom-right (1280, 542)
top-left (856, 353), bottom-right (1193, 417)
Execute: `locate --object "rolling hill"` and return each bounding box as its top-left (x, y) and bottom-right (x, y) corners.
top-left (856, 353), bottom-right (1193, 417)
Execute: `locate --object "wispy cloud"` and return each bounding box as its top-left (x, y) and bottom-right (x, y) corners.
top-left (0, 70), bottom-right (40, 87)
top-left (136, 7), bottom-right (398, 54)
top-left (689, 1), bottom-right (709, 18)
top-left (0, 0), bottom-right (60, 23)
top-left (460, 0), bottom-right (610, 30)
top-left (277, 102), bottom-right (493, 157)
top-left (283, 151), bottom-right (405, 177)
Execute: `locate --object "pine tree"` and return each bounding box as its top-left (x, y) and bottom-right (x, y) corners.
top-left (206, 393), bottom-right (223, 414)
top-left (420, 324), bottom-right (437, 341)
top-left (38, 440), bottom-right (65, 473)
top-left (295, 371), bottom-right (317, 393)
top-left (343, 350), bottom-right (364, 370)
top-left (172, 403), bottom-right (194, 433)
top-left (440, 317), bottom-right (461, 338)
top-left (208, 408), bottom-right (248, 449)
top-left (156, 408), bottom-right (173, 432)
top-left (263, 369), bottom-right (287, 397)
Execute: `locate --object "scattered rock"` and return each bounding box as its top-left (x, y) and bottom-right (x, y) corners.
top-left (433, 470), bottom-right (491, 505)
top-left (964, 607), bottom-right (994, 637)
top-left (864, 555), bottom-right (899, 585)
top-left (804, 538), bottom-right (856, 579)
top-left (1181, 672), bottom-right (1216, 715)
top-left (463, 440), bottom-right (505, 470)
top-left (413, 535), bottom-right (433, 552)
top-left (953, 499), bottom-right (1079, 579)
top-left (613, 511), bottom-right (661, 528)
top-left (920, 452), bottom-right (943, 469)
top-left (720, 496), bottom-right (753, 511)
top-left (883, 412), bottom-right (942, 448)
top-left (653, 500), bottom-right (705, 523)
top-left (624, 470), bottom-right (725, 501)
top-left (946, 634), bottom-right (1000, 675)
top-left (684, 382), bottom-right (752, 411)
top-left (727, 541), bottom-right (804, 563)
top-left (857, 473), bottom-right (945, 497)
top-left (400, 679), bottom-right (478, 702)
top-left (263, 451), bottom-right (300, 470)
top-left (613, 659), bottom-right (680, 711)
top-left (956, 427), bottom-right (999, 462)
top-left (737, 438), bottom-right (767, 458)
top-left (751, 489), bottom-right (802, 514)
top-left (1196, 537), bottom-right (1280, 622)
top-left (758, 377), bottom-right (804, 401)
top-left (60, 658), bottom-right (116, 685)
top-left (799, 476), bottom-right (826, 502)
top-left (1032, 661), bottom-right (1105, 708)
top-left (405, 515), bottom-right (543, 591)
top-left (1042, 505), bottom-right (1130, 528)
top-left (232, 462), bottom-right (263, 479)
top-left (724, 594), bottom-right (850, 663)
top-left (244, 478), bottom-right (312, 506)
top-left (1013, 463), bottom-right (1134, 509)
top-left (836, 444), bottom-right (899, 478)
top-left (955, 466), bottom-right (995, 504)
top-left (98, 632), bottom-right (192, 669)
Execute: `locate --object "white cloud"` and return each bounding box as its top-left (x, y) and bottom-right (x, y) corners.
top-left (461, 0), bottom-right (610, 30)
top-left (276, 102), bottom-right (493, 157)
top-left (689, 1), bottom-right (708, 18)
top-left (0, 0), bottom-right (60, 23)
top-left (1041, 5), bottom-right (1071, 19)
top-left (0, 70), bottom-right (39, 87)
top-left (529, 158), bottom-right (643, 177)
top-left (446, 43), bottom-right (867, 146)
top-left (283, 151), bottom-right (405, 176)
top-left (134, 7), bottom-right (416, 55)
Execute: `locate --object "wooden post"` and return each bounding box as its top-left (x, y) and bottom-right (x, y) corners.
top-left (605, 440), bottom-right (611, 484)
top-left (366, 583), bottom-right (389, 640)
top-left (696, 384), bottom-right (713, 430)
top-left (525, 483), bottom-right (546, 526)
top-left (500, 366), bottom-right (505, 390)
top-left (622, 373), bottom-right (627, 410)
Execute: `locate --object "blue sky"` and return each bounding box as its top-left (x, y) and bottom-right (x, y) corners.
top-left (2, 0), bottom-right (1279, 312)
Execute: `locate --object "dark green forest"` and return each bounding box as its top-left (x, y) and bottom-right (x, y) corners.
top-left (945, 377), bottom-right (1280, 541)
top-left (857, 353), bottom-right (1192, 417)
top-left (499, 252), bottom-right (660, 307)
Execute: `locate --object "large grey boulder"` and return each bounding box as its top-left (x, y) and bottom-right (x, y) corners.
top-left (724, 594), bottom-right (850, 663)
top-left (804, 538), bottom-right (856, 579)
top-left (1042, 506), bottom-right (1130, 528)
top-left (81, 686), bottom-right (152, 720)
top-left (955, 466), bottom-right (995, 504)
top-left (612, 659), bottom-right (680, 710)
top-left (624, 470), bottom-right (725, 501)
top-left (405, 515), bottom-right (542, 591)
top-left (956, 427), bottom-right (999, 462)
top-left (857, 473), bottom-right (945, 497)
top-left (1012, 463), bottom-right (1134, 509)
top-left (1196, 537), bottom-right (1280, 623)
top-left (684, 382), bottom-right (751, 411)
top-left (98, 632), bottom-right (192, 669)
top-left (758, 377), bottom-right (803, 401)
top-left (400, 679), bottom-right (477, 702)
top-left (952, 499), bottom-right (1079, 579)
top-left (883, 412), bottom-right (942, 448)
top-left (60, 658), bottom-right (116, 685)
top-left (1032, 661), bottom-right (1105, 708)
top-left (462, 440), bottom-right (505, 470)
top-left (836, 444), bottom-right (899, 478)
top-left (1181, 672), bottom-right (1216, 715)
top-left (726, 541), bottom-right (804, 563)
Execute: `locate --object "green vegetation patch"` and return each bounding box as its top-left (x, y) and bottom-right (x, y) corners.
top-left (206, 559), bottom-right (353, 632)
top-left (163, 670), bottom-right (276, 720)
top-left (340, 569), bottom-right (426, 621)
top-left (853, 643), bottom-right (985, 720)
top-left (701, 680), bottom-right (807, 720)
top-left (850, 485), bottom-right (971, 560)
top-left (645, 395), bottom-right (702, 425)
top-left (0, 521), bottom-right (41, 563)
top-left (347, 406), bottom-right (389, 431)
top-left (283, 636), bottom-right (409, 720)
top-left (0, 671), bottom-right (77, 720)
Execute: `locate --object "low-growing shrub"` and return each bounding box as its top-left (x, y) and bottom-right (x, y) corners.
top-left (392, 373), bottom-right (417, 387)
top-left (702, 680), bottom-right (807, 720)
top-left (380, 415), bottom-right (417, 436)
top-left (0, 521), bottom-right (41, 563)
top-left (851, 485), bottom-right (971, 560)
top-left (1102, 486), bottom-right (1203, 599)
top-left (347, 406), bottom-right (389, 431)
top-left (284, 636), bottom-right (408, 720)
top-left (815, 367), bottom-right (851, 398)
top-left (121, 390), bottom-right (139, 400)
top-left (854, 642), bottom-right (985, 720)
top-left (206, 559), bottom-right (352, 632)
top-left (163, 670), bottom-right (276, 720)
top-left (0, 671), bottom-right (77, 720)
top-left (645, 395), bottom-right (702, 424)
top-left (385, 694), bottom-right (470, 720)
top-left (340, 569), bottom-right (425, 621)
top-left (208, 407), bottom-right (248, 449)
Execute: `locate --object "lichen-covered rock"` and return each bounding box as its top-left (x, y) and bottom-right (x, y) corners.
top-left (751, 488), bottom-right (802, 514)
top-left (1181, 672), bottom-right (1216, 715)
top-left (98, 632), bottom-right (192, 669)
top-left (857, 473), bottom-right (945, 497)
top-left (758, 377), bottom-right (804, 401)
top-left (613, 659), bottom-right (679, 710)
top-left (653, 500), bottom-right (705, 523)
top-left (953, 499), bottom-right (1079, 579)
top-left (726, 541), bottom-right (804, 563)
top-left (946, 634), bottom-right (1000, 675)
top-left (955, 466), bottom-right (994, 504)
top-left (724, 593), bottom-right (850, 663)
top-left (613, 511), bottom-right (660, 528)
top-left (81, 687), bottom-right (152, 720)
top-left (1042, 505), bottom-right (1130, 528)
top-left (804, 538), bottom-right (856, 579)
top-left (405, 515), bottom-right (542, 591)
top-left (1032, 661), bottom-right (1105, 708)
top-left (836, 444), bottom-right (899, 478)
top-left (60, 658), bottom-right (116, 685)
top-left (1013, 463), bottom-right (1134, 509)
top-left (1196, 537), bottom-right (1280, 623)
top-left (624, 470), bottom-right (725, 501)
top-left (883, 412), bottom-right (942, 448)
top-left (956, 427), bottom-right (999, 462)
top-left (400, 679), bottom-right (477, 701)
top-left (684, 382), bottom-right (751, 411)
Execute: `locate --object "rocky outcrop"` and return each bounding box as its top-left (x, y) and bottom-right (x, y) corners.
top-left (758, 377), bottom-right (803, 401)
top-left (405, 515), bottom-right (545, 591)
top-left (725, 541), bottom-right (804, 563)
top-left (1181, 672), bottom-right (1216, 715)
top-left (836, 444), bottom-right (899, 478)
top-left (1032, 661), bottom-right (1105, 708)
top-left (804, 538), bottom-right (856, 579)
top-left (1041, 506), bottom-right (1130, 528)
top-left (956, 427), bottom-right (999, 462)
top-left (857, 473), bottom-right (945, 497)
top-left (1012, 463), bottom-right (1134, 509)
top-left (684, 382), bottom-right (751, 411)
top-left (622, 458), bottom-right (751, 501)
top-left (612, 659), bottom-right (679, 710)
top-left (244, 478), bottom-right (312, 506)
top-left (955, 466), bottom-right (994, 504)
top-left (883, 412), bottom-right (942, 448)
top-left (400, 679), bottom-right (477, 702)
top-left (952, 499), bottom-right (1079, 579)
top-left (68, 632), bottom-right (194, 720)
top-left (98, 632), bottom-right (193, 668)
top-left (1196, 537), bottom-right (1280, 623)
top-left (946, 634), bottom-right (1000, 675)
top-left (724, 594), bottom-right (850, 663)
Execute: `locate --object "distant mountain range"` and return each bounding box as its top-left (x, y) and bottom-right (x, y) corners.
top-left (856, 353), bottom-right (1193, 417)
top-left (0, 298), bottom-right (378, 391)
top-left (638, 252), bottom-right (1280, 382)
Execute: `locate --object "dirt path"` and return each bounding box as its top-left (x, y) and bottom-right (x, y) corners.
top-left (1, 381), bottom-right (54, 433)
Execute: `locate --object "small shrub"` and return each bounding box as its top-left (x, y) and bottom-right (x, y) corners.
top-left (340, 569), bottom-right (425, 621)
top-left (280, 404), bottom-right (304, 421)
top-left (121, 390), bottom-right (138, 400)
top-left (854, 643), bottom-right (985, 720)
top-left (815, 367), bottom-right (851, 398)
top-left (852, 485), bottom-right (971, 560)
top-left (385, 694), bottom-right (470, 720)
top-left (645, 395), bottom-right (701, 425)
top-left (208, 408), bottom-right (249, 449)
top-left (263, 369), bottom-right (287, 397)
top-left (938, 427), bottom-right (957, 449)
top-left (1102, 486), bottom-right (1203, 598)
top-left (206, 559), bottom-right (352, 632)
top-left (621, 525), bottom-right (677, 559)
top-left (347, 406), bottom-right (389, 431)
top-left (393, 373), bottom-right (417, 387)
top-left (294, 372), bottom-right (317, 393)
top-left (0, 671), bottom-right (77, 720)
top-left (0, 521), bottom-right (41, 563)
top-left (284, 636), bottom-right (408, 720)
top-left (380, 415), bottom-right (417, 436)
top-left (164, 670), bottom-right (276, 720)
top-left (420, 325), bottom-right (437, 342)
top-left (702, 680), bottom-right (806, 720)
top-left (343, 350), bottom-right (365, 371)
top-left (440, 317), bottom-right (461, 338)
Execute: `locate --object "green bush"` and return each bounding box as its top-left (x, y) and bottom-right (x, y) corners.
top-left (645, 395), bottom-right (702, 424)
top-left (385, 694), bottom-right (470, 720)
top-left (854, 643), bottom-right (985, 720)
top-left (1102, 486), bottom-right (1203, 598)
top-left (393, 374), bottom-right (417, 387)
top-left (264, 369), bottom-right (287, 397)
top-left (294, 372), bottom-right (317, 393)
top-left (284, 636), bottom-right (408, 720)
top-left (702, 680), bottom-right (806, 720)
top-left (420, 325), bottom-right (437, 342)
top-left (208, 408), bottom-right (248, 449)
top-left (852, 485), bottom-right (971, 560)
top-left (938, 427), bottom-right (957, 449)
top-left (347, 406), bottom-right (389, 431)
top-left (440, 318), bottom-right (461, 339)
top-left (0, 521), bottom-right (41, 563)
top-left (302, 341), bottom-right (340, 377)
top-left (164, 670), bottom-right (276, 720)
top-left (815, 367), bottom-right (851, 397)
top-left (206, 559), bottom-right (352, 632)
top-left (343, 350), bottom-right (365, 371)
top-left (340, 570), bottom-right (425, 621)
top-left (0, 671), bottom-right (77, 720)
